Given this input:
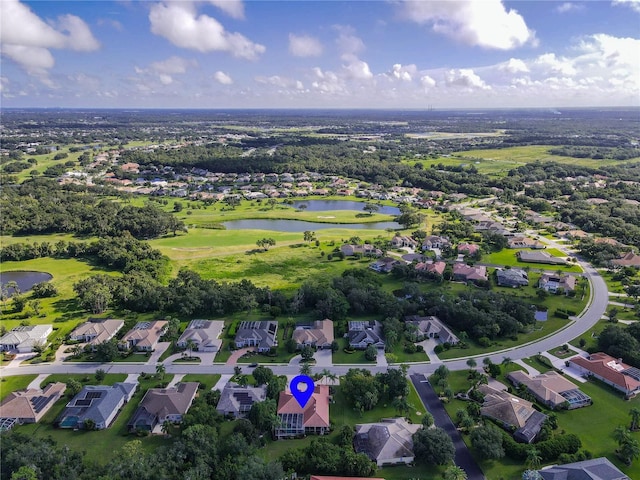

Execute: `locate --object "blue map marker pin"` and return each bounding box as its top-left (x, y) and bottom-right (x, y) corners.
top-left (290, 375), bottom-right (315, 408)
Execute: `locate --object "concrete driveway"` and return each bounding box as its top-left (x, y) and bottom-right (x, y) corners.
top-left (410, 373), bottom-right (485, 480)
top-left (314, 349), bottom-right (333, 367)
top-left (376, 348), bottom-right (388, 367)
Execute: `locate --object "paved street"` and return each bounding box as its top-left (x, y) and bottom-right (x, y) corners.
top-left (411, 373), bottom-right (485, 480)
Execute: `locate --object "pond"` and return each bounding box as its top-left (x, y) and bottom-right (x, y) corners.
top-left (0, 271), bottom-right (53, 296)
top-left (222, 219), bottom-right (401, 232)
top-left (291, 200), bottom-right (400, 215)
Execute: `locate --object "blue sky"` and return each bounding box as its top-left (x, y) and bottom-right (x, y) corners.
top-left (1, 0), bottom-right (639, 108)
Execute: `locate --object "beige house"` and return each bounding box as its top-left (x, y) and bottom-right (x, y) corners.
top-left (128, 382), bottom-right (199, 432)
top-left (0, 325), bottom-right (52, 353)
top-left (507, 370), bottom-right (591, 410)
top-left (0, 382), bottom-right (66, 427)
top-left (69, 318), bottom-right (124, 350)
top-left (292, 319), bottom-right (334, 349)
top-left (176, 320), bottom-right (224, 352)
top-left (119, 320), bottom-right (167, 352)
top-left (354, 418), bottom-right (421, 466)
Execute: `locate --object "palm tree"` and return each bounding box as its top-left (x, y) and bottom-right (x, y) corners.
top-left (299, 362), bottom-right (311, 376)
top-left (619, 437), bottom-right (640, 465)
top-left (321, 368), bottom-right (337, 385)
top-left (613, 425), bottom-right (632, 445)
top-left (155, 363), bottom-right (166, 381)
top-left (185, 339), bottom-right (196, 359)
top-left (525, 448), bottom-right (542, 470)
top-left (629, 407), bottom-right (640, 431)
top-left (501, 356), bottom-right (514, 369)
top-left (443, 465), bottom-right (468, 480)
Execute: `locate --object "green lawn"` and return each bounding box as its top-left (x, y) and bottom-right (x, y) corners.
top-left (20, 374), bottom-right (173, 464)
top-left (182, 374), bottom-right (221, 391)
top-left (0, 375), bottom-right (38, 401)
top-left (547, 347), bottom-right (578, 359)
top-left (39, 373), bottom-right (127, 389)
top-left (332, 338), bottom-right (376, 364)
top-left (483, 248), bottom-right (582, 273)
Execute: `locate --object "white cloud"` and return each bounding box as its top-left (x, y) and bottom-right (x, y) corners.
top-left (444, 69), bottom-right (490, 89)
top-left (213, 71), bottom-right (233, 85)
top-left (150, 56), bottom-right (198, 75)
top-left (334, 25), bottom-right (365, 55)
top-left (396, 0), bottom-right (536, 50)
top-left (420, 75), bottom-right (436, 88)
top-left (555, 3), bottom-right (584, 14)
top-left (499, 57), bottom-right (529, 73)
top-left (341, 54), bottom-right (373, 80)
top-left (612, 0), bottom-right (640, 13)
top-left (535, 53), bottom-right (577, 76)
top-left (208, 0), bottom-right (245, 19)
top-left (149, 2), bottom-right (265, 59)
top-left (0, 0), bottom-right (99, 78)
top-left (389, 64), bottom-right (417, 82)
top-left (289, 34), bottom-right (323, 57)
top-left (97, 18), bottom-right (124, 31)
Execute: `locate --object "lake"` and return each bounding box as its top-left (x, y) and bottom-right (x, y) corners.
top-left (222, 219), bottom-right (401, 232)
top-left (291, 200), bottom-right (400, 215)
top-left (0, 271), bottom-right (53, 295)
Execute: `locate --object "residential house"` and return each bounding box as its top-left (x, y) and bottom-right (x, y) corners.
top-left (404, 315), bottom-right (459, 345)
top-left (517, 251), bottom-right (567, 265)
top-left (274, 385), bottom-right (330, 439)
top-left (391, 235), bottom-right (418, 249)
top-left (415, 261), bottom-right (446, 276)
top-left (128, 382), bottom-right (199, 432)
top-left (57, 383), bottom-right (137, 430)
top-left (119, 320), bottom-right (167, 352)
top-left (452, 263), bottom-right (488, 283)
top-left (538, 457), bottom-right (630, 480)
top-left (539, 273), bottom-right (577, 294)
top-left (421, 235), bottom-right (451, 251)
top-left (68, 318), bottom-right (124, 350)
top-left (369, 257), bottom-right (400, 273)
top-left (507, 371), bottom-right (591, 410)
top-left (0, 382), bottom-right (66, 429)
top-left (292, 319), bottom-right (334, 349)
top-left (568, 353), bottom-right (640, 398)
top-left (558, 230), bottom-right (590, 241)
top-left (347, 321), bottom-right (385, 350)
top-left (612, 252), bottom-right (640, 268)
top-left (508, 236), bottom-right (545, 249)
top-left (0, 325), bottom-right (52, 353)
top-left (176, 320), bottom-right (224, 352)
top-left (496, 268), bottom-right (529, 288)
top-left (525, 212), bottom-right (554, 225)
top-left (478, 384), bottom-right (548, 443)
top-left (354, 418), bottom-right (421, 466)
top-left (234, 321), bottom-right (278, 353)
top-left (216, 383), bottom-right (267, 419)
top-left (341, 244), bottom-right (382, 257)
top-left (457, 243), bottom-right (480, 256)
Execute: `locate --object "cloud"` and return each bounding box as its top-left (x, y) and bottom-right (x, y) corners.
top-left (255, 75), bottom-right (302, 89)
top-left (0, 0), bottom-right (99, 78)
top-left (149, 2), bottom-right (265, 59)
top-left (612, 0), bottom-right (640, 13)
top-left (499, 57), bottom-right (529, 73)
top-left (97, 18), bottom-right (124, 31)
top-left (535, 53), bottom-right (577, 76)
top-left (213, 71), bottom-right (233, 85)
top-left (341, 54), bottom-right (373, 80)
top-left (136, 56), bottom-right (198, 86)
top-left (555, 2), bottom-right (584, 14)
top-left (289, 34), bottom-right (323, 57)
top-left (420, 75), bottom-right (436, 88)
top-left (444, 68), bottom-right (490, 89)
top-left (208, 0), bottom-right (245, 19)
top-left (389, 64), bottom-right (417, 82)
top-left (396, 0), bottom-right (536, 50)
top-left (334, 25), bottom-right (365, 55)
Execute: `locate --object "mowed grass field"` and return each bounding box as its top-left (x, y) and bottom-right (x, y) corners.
top-left (408, 145), bottom-right (640, 177)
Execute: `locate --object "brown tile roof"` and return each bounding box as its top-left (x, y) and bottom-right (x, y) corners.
top-left (139, 382), bottom-right (199, 418)
top-left (0, 382), bottom-right (66, 422)
top-left (292, 319), bottom-right (334, 347)
top-left (612, 252), bottom-right (640, 267)
top-left (277, 385), bottom-right (330, 429)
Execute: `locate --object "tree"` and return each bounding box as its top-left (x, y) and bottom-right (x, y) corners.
top-left (466, 358), bottom-right (477, 370)
top-left (10, 466), bottom-right (38, 480)
top-left (299, 362), bottom-right (312, 375)
top-left (66, 379), bottom-right (82, 397)
top-left (31, 282), bottom-right (57, 298)
top-left (252, 365), bottom-right (274, 385)
top-left (525, 447), bottom-right (542, 470)
top-left (321, 368), bottom-right (337, 385)
top-left (629, 407), bottom-right (640, 431)
top-left (95, 368), bottom-right (106, 382)
top-left (619, 437), bottom-right (640, 465)
top-left (443, 465), bottom-right (468, 480)
top-left (300, 345), bottom-right (314, 362)
top-left (522, 471), bottom-right (543, 480)
top-left (12, 294), bottom-right (27, 313)
top-left (303, 230), bottom-right (316, 243)
top-left (412, 427), bottom-right (455, 466)
top-left (364, 344), bottom-right (377, 361)
top-left (470, 425), bottom-right (505, 460)
top-left (95, 339), bottom-right (119, 362)
top-left (421, 411), bottom-right (434, 428)
top-left (363, 203), bottom-right (380, 216)
top-left (248, 399), bottom-right (277, 432)
top-left (155, 363), bottom-right (166, 380)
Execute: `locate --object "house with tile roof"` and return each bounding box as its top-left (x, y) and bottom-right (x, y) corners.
top-left (612, 252), bottom-right (640, 267)
top-left (507, 371), bottom-right (591, 410)
top-left (508, 236), bottom-right (546, 249)
top-left (404, 315), bottom-right (459, 345)
top-left (57, 383), bottom-right (137, 430)
top-left (391, 235), bottom-right (418, 249)
top-left (119, 320), bottom-right (167, 352)
top-left (421, 235), bottom-right (451, 251)
top-left (496, 268), bottom-right (529, 287)
top-left (0, 382), bottom-right (66, 428)
top-left (216, 383), bottom-right (267, 419)
top-left (0, 325), bottom-right (52, 353)
top-left (539, 273), bottom-right (577, 294)
top-left (452, 263), bottom-right (488, 283)
top-left (340, 244), bottom-right (382, 257)
top-left (415, 261), bottom-right (446, 276)
top-left (69, 318), bottom-right (124, 351)
top-left (128, 382), bottom-right (199, 432)
top-left (538, 457), bottom-right (630, 480)
top-left (568, 353), bottom-right (640, 398)
top-left (176, 320), bottom-right (224, 352)
top-left (478, 384), bottom-right (548, 443)
top-left (274, 385), bottom-right (330, 439)
top-left (234, 321), bottom-right (278, 353)
top-left (354, 418), bottom-right (421, 466)
top-left (347, 321), bottom-right (385, 350)
top-left (292, 319), bottom-right (334, 349)
top-left (457, 243), bottom-right (480, 256)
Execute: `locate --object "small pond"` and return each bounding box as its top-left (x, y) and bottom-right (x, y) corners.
top-left (222, 219), bottom-right (401, 232)
top-left (0, 271), bottom-right (53, 296)
top-left (291, 200), bottom-right (400, 215)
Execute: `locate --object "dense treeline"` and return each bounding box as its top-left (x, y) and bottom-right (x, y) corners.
top-left (0, 179), bottom-right (183, 239)
top-left (597, 323), bottom-right (640, 368)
